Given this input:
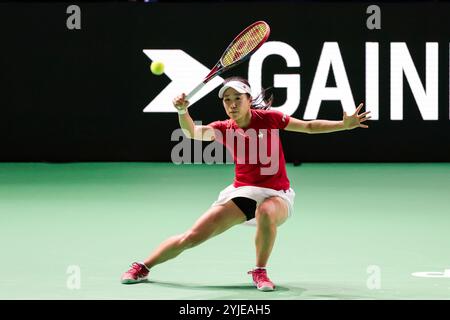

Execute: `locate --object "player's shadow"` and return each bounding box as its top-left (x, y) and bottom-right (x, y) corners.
top-left (139, 280), bottom-right (377, 299)
top-left (140, 279), bottom-right (307, 298)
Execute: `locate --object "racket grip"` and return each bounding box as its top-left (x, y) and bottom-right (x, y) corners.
top-left (186, 82), bottom-right (206, 102)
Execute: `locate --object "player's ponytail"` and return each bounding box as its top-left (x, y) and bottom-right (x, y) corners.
top-left (250, 88), bottom-right (273, 110)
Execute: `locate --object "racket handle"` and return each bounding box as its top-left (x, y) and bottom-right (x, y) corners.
top-left (186, 82), bottom-right (206, 102)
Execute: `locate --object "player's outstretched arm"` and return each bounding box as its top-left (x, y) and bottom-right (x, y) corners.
top-left (285, 102), bottom-right (371, 134)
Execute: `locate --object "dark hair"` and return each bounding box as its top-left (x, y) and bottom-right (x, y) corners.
top-left (222, 77), bottom-right (273, 110)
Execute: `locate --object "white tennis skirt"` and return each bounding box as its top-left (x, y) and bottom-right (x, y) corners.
top-left (211, 184), bottom-right (296, 226)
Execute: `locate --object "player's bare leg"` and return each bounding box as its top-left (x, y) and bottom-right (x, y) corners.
top-left (143, 200), bottom-right (246, 268)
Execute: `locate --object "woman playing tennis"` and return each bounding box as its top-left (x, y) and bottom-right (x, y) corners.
top-left (121, 77), bottom-right (371, 291)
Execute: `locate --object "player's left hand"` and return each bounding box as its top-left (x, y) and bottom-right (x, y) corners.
top-left (343, 103), bottom-right (371, 130)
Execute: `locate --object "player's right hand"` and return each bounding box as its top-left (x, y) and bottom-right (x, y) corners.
top-left (173, 93), bottom-right (190, 111)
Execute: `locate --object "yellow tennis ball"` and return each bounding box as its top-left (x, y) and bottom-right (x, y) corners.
top-left (150, 61), bottom-right (165, 75)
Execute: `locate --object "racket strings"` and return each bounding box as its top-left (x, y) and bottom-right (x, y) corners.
top-left (222, 23), bottom-right (269, 67)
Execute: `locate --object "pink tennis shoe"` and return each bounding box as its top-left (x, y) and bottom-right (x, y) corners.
top-left (248, 268), bottom-right (275, 291)
top-left (121, 263), bottom-right (275, 290)
top-left (121, 262), bottom-right (149, 284)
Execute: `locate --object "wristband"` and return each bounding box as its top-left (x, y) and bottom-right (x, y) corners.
top-left (177, 108), bottom-right (187, 115)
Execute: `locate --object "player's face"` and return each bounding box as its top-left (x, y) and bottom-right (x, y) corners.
top-left (222, 88), bottom-right (251, 120)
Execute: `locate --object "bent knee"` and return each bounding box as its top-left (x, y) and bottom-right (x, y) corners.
top-left (255, 208), bottom-right (277, 226)
top-left (256, 198), bottom-right (288, 226)
top-left (179, 230), bottom-right (206, 249)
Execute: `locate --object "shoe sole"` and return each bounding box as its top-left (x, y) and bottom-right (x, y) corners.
top-left (121, 278), bottom-right (147, 284)
top-left (257, 286), bottom-right (275, 292)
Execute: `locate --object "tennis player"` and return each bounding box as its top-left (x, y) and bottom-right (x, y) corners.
top-left (121, 77), bottom-right (371, 291)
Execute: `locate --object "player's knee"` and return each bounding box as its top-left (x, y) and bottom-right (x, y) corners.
top-left (179, 230), bottom-right (205, 249)
top-left (255, 205), bottom-right (276, 226)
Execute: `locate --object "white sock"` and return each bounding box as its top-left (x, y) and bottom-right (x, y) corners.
top-left (255, 266), bottom-right (266, 270)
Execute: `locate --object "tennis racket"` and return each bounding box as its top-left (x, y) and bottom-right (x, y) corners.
top-left (185, 20), bottom-right (270, 101)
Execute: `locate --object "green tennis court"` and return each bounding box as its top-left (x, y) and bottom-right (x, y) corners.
top-left (1, 162), bottom-right (449, 300)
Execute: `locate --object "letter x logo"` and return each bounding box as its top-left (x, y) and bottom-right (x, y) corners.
top-left (142, 50), bottom-right (224, 113)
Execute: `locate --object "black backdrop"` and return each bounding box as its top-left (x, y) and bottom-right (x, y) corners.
top-left (0, 2), bottom-right (449, 162)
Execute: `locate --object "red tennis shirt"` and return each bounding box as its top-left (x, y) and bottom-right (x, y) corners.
top-left (209, 109), bottom-right (290, 191)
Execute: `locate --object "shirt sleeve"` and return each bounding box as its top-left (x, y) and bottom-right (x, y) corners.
top-left (265, 110), bottom-right (290, 129)
top-left (208, 121), bottom-right (227, 132)
top-left (207, 120), bottom-right (228, 144)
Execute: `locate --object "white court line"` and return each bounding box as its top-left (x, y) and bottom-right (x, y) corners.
top-left (411, 269), bottom-right (450, 278)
